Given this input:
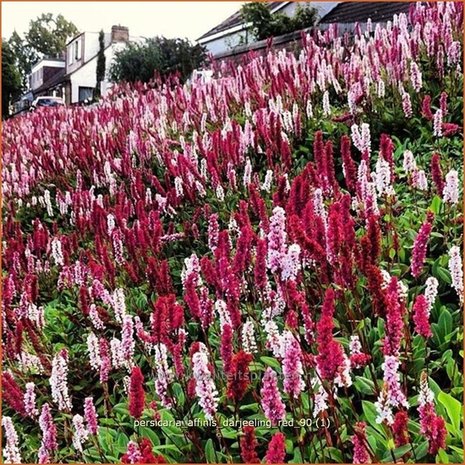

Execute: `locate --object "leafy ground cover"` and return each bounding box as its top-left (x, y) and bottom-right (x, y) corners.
top-left (2, 3), bottom-right (463, 464)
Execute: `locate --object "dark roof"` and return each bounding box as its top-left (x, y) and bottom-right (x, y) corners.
top-left (197, 1), bottom-right (287, 41)
top-left (66, 31), bottom-right (85, 46)
top-left (320, 2), bottom-right (411, 24)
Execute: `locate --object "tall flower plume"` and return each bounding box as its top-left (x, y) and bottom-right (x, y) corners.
top-left (411, 212), bottom-right (434, 278)
top-left (260, 367), bottom-right (286, 425)
top-left (50, 349), bottom-right (72, 412)
top-left (2, 416), bottom-right (21, 464)
top-left (282, 331), bottom-right (305, 398)
top-left (448, 245), bottom-right (463, 303)
top-left (264, 432), bottom-right (286, 464)
top-left (128, 366), bottom-right (145, 419)
top-left (192, 343), bottom-right (219, 420)
top-left (316, 288), bottom-right (344, 381)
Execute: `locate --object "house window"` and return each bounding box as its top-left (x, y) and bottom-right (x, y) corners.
top-left (68, 40), bottom-right (81, 65)
top-left (74, 40), bottom-right (81, 61)
top-left (78, 87), bottom-right (93, 102)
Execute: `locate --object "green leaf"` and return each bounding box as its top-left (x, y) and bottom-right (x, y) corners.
top-left (430, 195), bottom-right (442, 215)
top-left (113, 402), bottom-right (129, 416)
top-left (325, 447), bottom-right (343, 462)
top-left (354, 377), bottom-right (375, 395)
top-left (438, 309), bottom-right (453, 337)
top-left (98, 427), bottom-right (117, 455)
top-left (436, 266), bottom-right (452, 284)
top-left (449, 446), bottom-right (464, 462)
top-left (220, 427), bottom-right (238, 440)
top-left (290, 446), bottom-right (303, 463)
top-left (204, 438), bottom-right (217, 463)
top-left (239, 403), bottom-right (259, 412)
top-left (438, 391), bottom-right (462, 434)
top-left (361, 401), bottom-right (384, 435)
top-left (139, 427), bottom-right (161, 446)
top-left (382, 444), bottom-right (411, 462)
top-left (260, 356), bottom-right (281, 371)
top-left (437, 448), bottom-right (449, 464)
top-left (413, 441), bottom-right (429, 461)
top-left (115, 432), bottom-right (129, 453)
top-left (171, 383), bottom-right (185, 407)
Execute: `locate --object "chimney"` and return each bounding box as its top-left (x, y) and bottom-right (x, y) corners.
top-left (111, 25), bottom-right (129, 43)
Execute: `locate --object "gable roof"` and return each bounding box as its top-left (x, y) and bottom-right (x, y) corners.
top-left (198, 2), bottom-right (412, 44)
top-left (319, 1), bottom-right (411, 24)
top-left (197, 1), bottom-right (289, 41)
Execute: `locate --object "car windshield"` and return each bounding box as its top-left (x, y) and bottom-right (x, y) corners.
top-left (37, 99), bottom-right (62, 107)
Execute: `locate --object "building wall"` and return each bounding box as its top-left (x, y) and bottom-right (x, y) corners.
top-left (69, 54), bottom-right (98, 103)
top-left (214, 29), bottom-right (305, 66)
top-left (200, 2), bottom-right (339, 58)
top-left (83, 32), bottom-right (100, 62)
top-left (66, 34), bottom-right (84, 74)
top-left (30, 60), bottom-right (65, 91)
top-left (66, 32), bottom-right (113, 74)
top-left (68, 41), bottom-right (128, 103)
top-left (202, 29), bottom-right (249, 56)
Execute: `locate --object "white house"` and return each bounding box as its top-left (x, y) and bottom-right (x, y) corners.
top-left (197, 2), bottom-right (338, 57)
top-left (63, 25), bottom-right (143, 104)
top-left (29, 58), bottom-right (65, 94)
top-left (197, 1), bottom-right (411, 58)
top-left (26, 26), bottom-right (143, 104)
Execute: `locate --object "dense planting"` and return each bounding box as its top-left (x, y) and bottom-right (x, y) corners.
top-left (2, 3), bottom-right (463, 464)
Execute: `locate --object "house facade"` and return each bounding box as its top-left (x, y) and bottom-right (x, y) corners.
top-left (63, 26), bottom-right (143, 104)
top-left (29, 58), bottom-right (65, 95)
top-left (197, 2), bottom-right (337, 57)
top-left (197, 1), bottom-right (411, 59)
top-left (25, 25), bottom-right (142, 105)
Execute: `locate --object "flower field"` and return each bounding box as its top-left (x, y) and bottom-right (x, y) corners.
top-left (2, 3), bottom-right (464, 464)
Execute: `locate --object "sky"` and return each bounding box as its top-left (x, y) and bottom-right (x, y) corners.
top-left (2, 2), bottom-right (244, 42)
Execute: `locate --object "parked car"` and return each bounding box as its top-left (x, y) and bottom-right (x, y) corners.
top-left (30, 96), bottom-right (65, 111)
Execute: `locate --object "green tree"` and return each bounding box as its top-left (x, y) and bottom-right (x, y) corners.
top-left (292, 4), bottom-right (318, 31)
top-left (8, 30), bottom-right (38, 87)
top-left (241, 3), bottom-right (273, 41)
top-left (110, 36), bottom-right (206, 84)
top-left (95, 30), bottom-right (106, 98)
top-left (2, 40), bottom-right (23, 118)
top-left (25, 13), bottom-right (79, 57)
top-left (241, 2), bottom-right (317, 41)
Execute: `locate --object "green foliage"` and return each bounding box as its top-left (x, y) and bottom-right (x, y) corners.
top-left (95, 30), bottom-right (106, 99)
top-left (2, 40), bottom-right (22, 118)
top-left (6, 13), bottom-right (78, 96)
top-left (8, 30), bottom-right (38, 88)
top-left (25, 13), bottom-right (79, 57)
top-left (110, 36), bottom-right (206, 84)
top-left (241, 2), bottom-right (317, 41)
top-left (2, 7), bottom-right (463, 463)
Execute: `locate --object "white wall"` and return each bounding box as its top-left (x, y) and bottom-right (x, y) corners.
top-left (66, 35), bottom-right (84, 74)
top-left (83, 32), bottom-right (100, 62)
top-left (202, 30), bottom-right (249, 56)
top-left (30, 60), bottom-right (65, 90)
top-left (70, 54), bottom-right (98, 102)
top-left (200, 2), bottom-right (340, 57)
top-left (31, 59), bottom-right (65, 74)
top-left (68, 41), bottom-right (129, 103)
